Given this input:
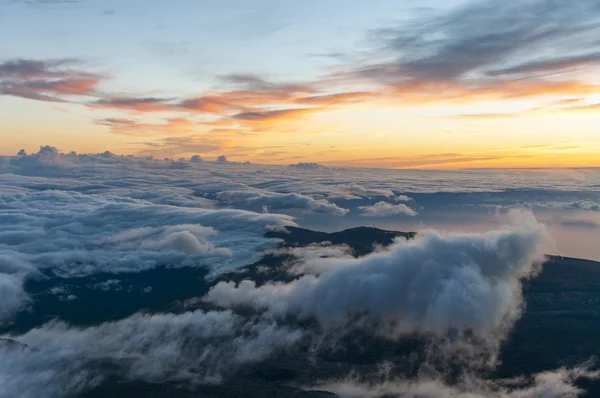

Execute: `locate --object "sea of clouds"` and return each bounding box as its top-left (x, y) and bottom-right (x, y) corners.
top-left (0, 146), bottom-right (599, 397)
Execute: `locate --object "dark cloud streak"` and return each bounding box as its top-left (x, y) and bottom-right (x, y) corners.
top-left (350, 0), bottom-right (600, 99)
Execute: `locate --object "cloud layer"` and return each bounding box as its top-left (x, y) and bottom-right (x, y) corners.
top-left (0, 146), bottom-right (598, 397)
top-left (206, 211), bottom-right (550, 339)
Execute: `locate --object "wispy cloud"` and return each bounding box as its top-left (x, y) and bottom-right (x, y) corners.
top-left (97, 117), bottom-right (198, 136)
top-left (335, 0), bottom-right (600, 102)
top-left (323, 152), bottom-right (535, 169)
top-left (0, 58), bottom-right (102, 102)
top-left (92, 97), bottom-right (175, 113)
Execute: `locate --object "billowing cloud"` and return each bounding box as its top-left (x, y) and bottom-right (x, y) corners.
top-left (216, 155), bottom-right (229, 163)
top-left (359, 201), bottom-right (417, 217)
top-left (206, 211), bottom-right (550, 338)
top-left (0, 150), bottom-right (303, 324)
top-left (9, 146), bottom-right (74, 175)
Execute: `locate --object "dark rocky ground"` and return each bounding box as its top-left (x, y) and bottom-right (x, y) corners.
top-left (3, 226), bottom-right (600, 397)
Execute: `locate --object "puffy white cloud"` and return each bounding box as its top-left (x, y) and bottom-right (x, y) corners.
top-left (190, 154), bottom-right (204, 163)
top-left (206, 211), bottom-right (549, 339)
top-left (9, 146), bottom-right (73, 175)
top-left (104, 224), bottom-right (233, 256)
top-left (394, 195), bottom-right (411, 202)
top-left (359, 201), bottom-right (418, 217)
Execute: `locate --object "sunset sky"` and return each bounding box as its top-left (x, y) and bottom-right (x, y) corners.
top-left (1, 0), bottom-right (600, 168)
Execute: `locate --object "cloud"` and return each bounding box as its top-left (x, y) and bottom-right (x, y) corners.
top-left (92, 97), bottom-right (175, 113)
top-left (322, 152), bottom-right (535, 169)
top-left (560, 219), bottom-right (599, 229)
top-left (85, 73), bottom-right (340, 136)
top-left (4, 1), bottom-right (600, 152)
top-left (359, 201), bottom-right (418, 217)
top-left (2, 146), bottom-right (600, 397)
top-left (488, 52), bottom-right (600, 76)
top-left (0, 58), bottom-right (101, 102)
top-left (0, 310), bottom-right (302, 398)
top-left (97, 117), bottom-right (198, 136)
top-left (297, 91), bottom-right (377, 105)
top-left (0, 59), bottom-right (75, 79)
top-left (2, 146), bottom-right (599, 328)
top-left (94, 74), bottom-right (321, 125)
top-left (564, 200), bottom-right (600, 211)
top-left (216, 189), bottom-right (349, 216)
top-left (230, 107), bottom-right (325, 129)
top-left (0, 158), bottom-right (299, 325)
top-left (289, 162), bottom-right (325, 170)
top-left (136, 136), bottom-right (222, 158)
top-left (219, 73), bottom-right (314, 95)
top-left (267, 243), bottom-right (354, 276)
top-left (312, 182), bottom-right (400, 200)
top-left (178, 95), bottom-right (240, 114)
top-left (556, 102), bottom-right (600, 114)
top-left (103, 224), bottom-right (233, 256)
top-left (338, 0), bottom-right (600, 102)
top-left (312, 363), bottom-right (600, 398)
top-left (206, 211), bottom-right (550, 339)
top-left (9, 146), bottom-right (73, 175)
top-left (496, 199), bottom-right (600, 213)
top-left (343, 183), bottom-right (396, 199)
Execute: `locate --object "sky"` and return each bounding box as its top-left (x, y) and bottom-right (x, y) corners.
top-left (1, 0), bottom-right (600, 168)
